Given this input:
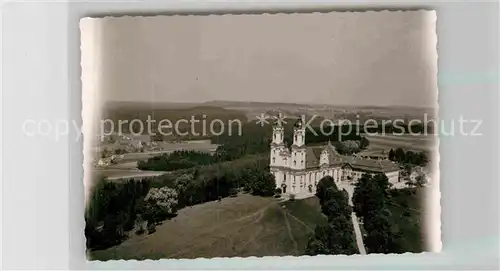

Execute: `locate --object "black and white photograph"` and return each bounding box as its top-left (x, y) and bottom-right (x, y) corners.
top-left (81, 10), bottom-right (440, 261)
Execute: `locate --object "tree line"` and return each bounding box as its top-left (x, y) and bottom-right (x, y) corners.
top-left (305, 176), bottom-right (358, 255)
top-left (137, 150), bottom-right (215, 171)
top-left (85, 155), bottom-right (276, 252)
top-left (388, 148), bottom-right (429, 166)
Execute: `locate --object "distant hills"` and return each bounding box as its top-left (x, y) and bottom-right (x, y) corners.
top-left (103, 100), bottom-right (436, 129)
top-left (107, 100), bottom-right (435, 111)
top-left (202, 100), bottom-right (435, 112)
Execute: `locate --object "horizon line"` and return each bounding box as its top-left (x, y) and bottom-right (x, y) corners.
top-left (105, 99), bottom-right (438, 110)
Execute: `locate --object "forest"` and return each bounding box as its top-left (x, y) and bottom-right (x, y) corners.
top-left (353, 173), bottom-right (424, 253)
top-left (305, 176), bottom-right (358, 255)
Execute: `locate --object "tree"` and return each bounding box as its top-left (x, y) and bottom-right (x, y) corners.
top-left (144, 187), bottom-right (178, 213)
top-left (321, 192), bottom-right (352, 220)
top-left (352, 173), bottom-right (389, 219)
top-left (404, 150), bottom-right (415, 164)
top-left (306, 212), bottom-right (357, 255)
top-left (174, 174), bottom-right (193, 207)
top-left (359, 137), bottom-right (370, 150)
top-left (327, 215), bottom-right (358, 254)
top-left (247, 169), bottom-right (276, 196)
top-left (388, 149), bottom-right (395, 161)
top-left (363, 209), bottom-right (404, 254)
top-left (305, 224), bottom-right (334, 255)
top-left (315, 176), bottom-right (337, 205)
top-left (334, 140), bottom-right (361, 155)
top-left (416, 151), bottom-right (429, 166)
top-left (305, 236), bottom-right (331, 255)
top-left (143, 187), bottom-right (178, 224)
top-left (394, 148), bottom-right (406, 163)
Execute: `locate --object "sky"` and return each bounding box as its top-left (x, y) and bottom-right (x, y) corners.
top-left (95, 10), bottom-right (437, 107)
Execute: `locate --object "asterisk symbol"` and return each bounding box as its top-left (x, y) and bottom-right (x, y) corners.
top-left (255, 113), bottom-right (270, 127)
top-left (273, 113), bottom-right (288, 125)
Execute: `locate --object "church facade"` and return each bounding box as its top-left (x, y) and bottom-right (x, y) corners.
top-left (269, 118), bottom-right (401, 199)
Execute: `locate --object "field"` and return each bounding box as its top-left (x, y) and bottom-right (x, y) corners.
top-left (365, 134), bottom-right (437, 152)
top-left (90, 194), bottom-right (326, 260)
top-left (93, 169), bottom-right (169, 181)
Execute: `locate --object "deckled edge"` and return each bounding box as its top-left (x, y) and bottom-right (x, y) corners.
top-left (428, 9), bottom-right (443, 254)
top-left (87, 252), bottom-right (444, 265)
top-left (81, 8), bottom-right (437, 20)
top-left (80, 17), bottom-right (101, 261)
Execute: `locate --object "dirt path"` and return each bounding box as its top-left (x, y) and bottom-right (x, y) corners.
top-left (282, 211), bottom-right (299, 255)
top-left (286, 212), bottom-right (314, 232)
top-left (236, 207), bottom-right (267, 250)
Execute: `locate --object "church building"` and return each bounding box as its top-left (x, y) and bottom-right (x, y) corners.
top-left (269, 118), bottom-right (401, 199)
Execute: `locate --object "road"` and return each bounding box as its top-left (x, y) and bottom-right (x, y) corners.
top-left (351, 212), bottom-right (367, 255)
top-left (340, 183), bottom-right (367, 255)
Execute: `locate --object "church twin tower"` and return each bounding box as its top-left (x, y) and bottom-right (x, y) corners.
top-left (269, 117), bottom-right (337, 197)
top-left (270, 118), bottom-right (306, 170)
top-left (269, 117), bottom-right (311, 196)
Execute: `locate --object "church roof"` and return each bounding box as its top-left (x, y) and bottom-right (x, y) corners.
top-left (305, 143), bottom-right (399, 173)
top-left (342, 158), bottom-right (400, 173)
top-left (357, 149), bottom-right (389, 157)
top-left (305, 143), bottom-right (342, 169)
top-left (305, 147), bottom-right (320, 169)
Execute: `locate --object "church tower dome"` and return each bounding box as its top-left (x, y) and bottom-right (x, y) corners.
top-left (294, 118), bottom-right (303, 129)
top-left (271, 115), bottom-right (285, 146)
top-left (292, 117), bottom-right (306, 147)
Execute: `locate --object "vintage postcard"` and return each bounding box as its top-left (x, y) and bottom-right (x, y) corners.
top-left (81, 10), bottom-right (440, 261)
